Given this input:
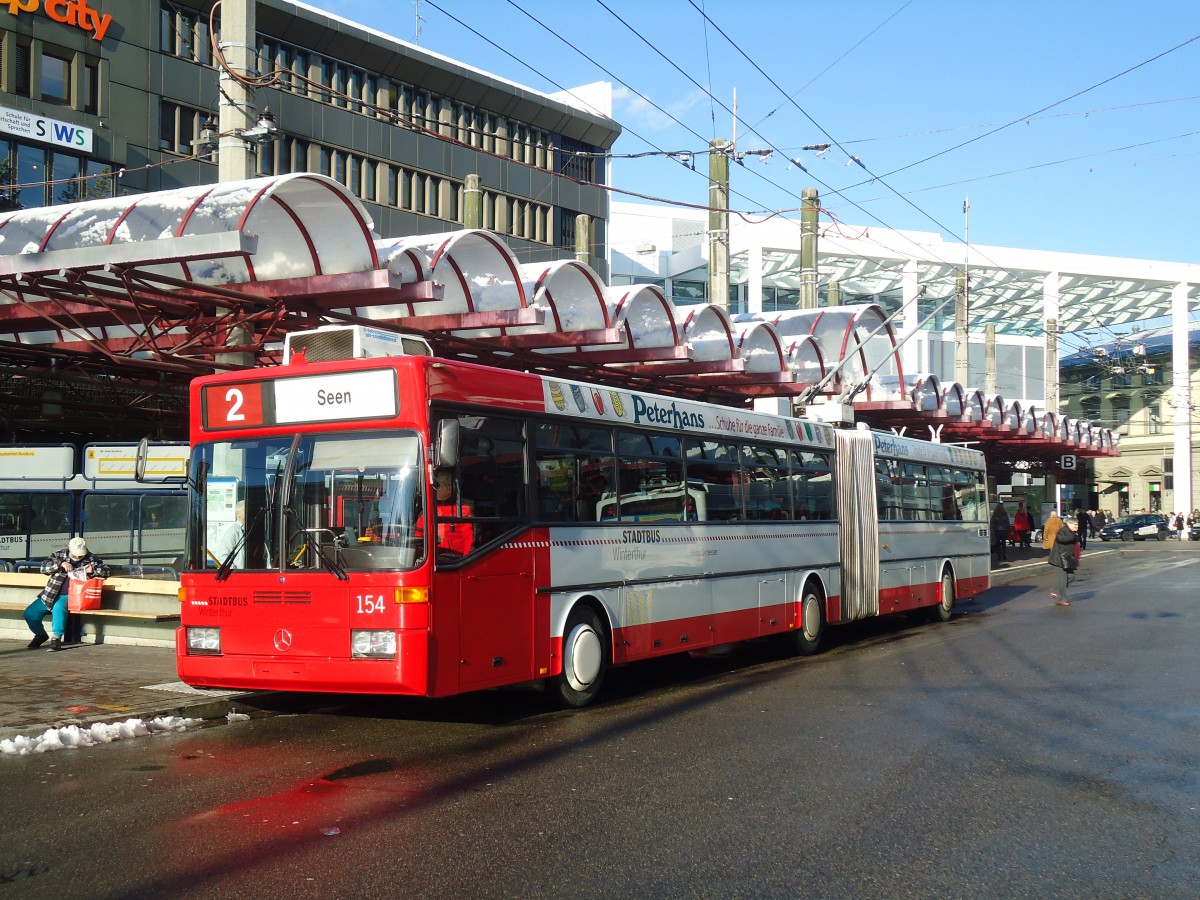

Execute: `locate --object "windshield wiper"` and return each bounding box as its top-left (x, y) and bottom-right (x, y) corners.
top-left (314, 538), bottom-right (349, 582)
top-left (214, 528), bottom-right (247, 582)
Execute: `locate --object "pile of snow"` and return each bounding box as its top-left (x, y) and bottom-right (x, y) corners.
top-left (0, 715), bottom-right (202, 756)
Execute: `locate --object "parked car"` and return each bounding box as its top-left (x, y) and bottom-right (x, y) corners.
top-left (1098, 513), bottom-right (1170, 542)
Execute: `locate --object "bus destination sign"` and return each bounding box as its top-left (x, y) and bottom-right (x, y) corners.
top-left (202, 370), bottom-right (398, 429)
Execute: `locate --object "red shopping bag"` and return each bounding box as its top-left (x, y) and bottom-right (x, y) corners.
top-left (68, 577), bottom-right (104, 612)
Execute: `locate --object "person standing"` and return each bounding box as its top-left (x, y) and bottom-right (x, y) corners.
top-left (990, 501), bottom-right (1011, 562)
top-left (23, 537), bottom-right (110, 652)
top-left (1042, 508), bottom-right (1066, 551)
top-left (1048, 521), bottom-right (1080, 606)
top-left (1013, 501), bottom-right (1034, 549)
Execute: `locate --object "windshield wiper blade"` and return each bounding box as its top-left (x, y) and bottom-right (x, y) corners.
top-left (314, 541), bottom-right (349, 582)
top-left (214, 528), bottom-right (247, 582)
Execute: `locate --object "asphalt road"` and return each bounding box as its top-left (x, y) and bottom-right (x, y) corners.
top-left (2, 545), bottom-right (1198, 899)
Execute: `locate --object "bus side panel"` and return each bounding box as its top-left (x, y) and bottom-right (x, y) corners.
top-left (430, 540), bottom-right (542, 696)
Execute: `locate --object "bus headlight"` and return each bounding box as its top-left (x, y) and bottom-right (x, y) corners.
top-left (351, 630), bottom-right (397, 659)
top-left (186, 627), bottom-right (221, 655)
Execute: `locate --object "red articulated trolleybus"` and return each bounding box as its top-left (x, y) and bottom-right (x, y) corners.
top-left (172, 325), bottom-right (990, 706)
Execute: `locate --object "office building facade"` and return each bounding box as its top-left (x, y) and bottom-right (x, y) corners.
top-left (0, 0), bottom-right (619, 274)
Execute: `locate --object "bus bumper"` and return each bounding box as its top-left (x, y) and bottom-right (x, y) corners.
top-left (175, 628), bottom-right (431, 695)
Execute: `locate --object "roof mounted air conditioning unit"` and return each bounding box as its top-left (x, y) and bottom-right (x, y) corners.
top-left (284, 325), bottom-right (432, 364)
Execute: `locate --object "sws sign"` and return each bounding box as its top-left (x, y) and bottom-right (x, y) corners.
top-left (0, 105), bottom-right (93, 152)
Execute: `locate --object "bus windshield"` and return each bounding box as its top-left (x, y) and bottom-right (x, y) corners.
top-left (189, 432), bottom-right (425, 573)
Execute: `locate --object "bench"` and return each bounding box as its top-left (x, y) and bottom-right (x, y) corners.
top-left (0, 600), bottom-right (180, 622)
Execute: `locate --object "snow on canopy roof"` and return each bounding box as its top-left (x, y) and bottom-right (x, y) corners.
top-left (517, 259), bottom-right (609, 332)
top-left (680, 304), bottom-right (736, 362)
top-left (391, 230), bottom-right (525, 316)
top-left (603, 284), bottom-right (680, 349)
top-left (0, 173), bottom-right (378, 284)
top-left (776, 333), bottom-right (825, 382)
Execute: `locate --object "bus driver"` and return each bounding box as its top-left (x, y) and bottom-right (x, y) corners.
top-left (429, 469), bottom-right (474, 558)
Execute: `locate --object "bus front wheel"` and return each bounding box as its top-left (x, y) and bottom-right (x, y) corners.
top-left (553, 605), bottom-right (608, 708)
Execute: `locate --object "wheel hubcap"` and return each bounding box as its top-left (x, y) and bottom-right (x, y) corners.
top-left (564, 625), bottom-right (602, 691)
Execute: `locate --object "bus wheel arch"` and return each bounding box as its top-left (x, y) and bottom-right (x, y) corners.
top-left (788, 576), bottom-right (826, 656)
top-left (932, 565), bottom-right (955, 622)
top-left (553, 600), bottom-right (610, 708)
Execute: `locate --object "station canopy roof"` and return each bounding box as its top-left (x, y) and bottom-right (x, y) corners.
top-left (0, 174), bottom-right (1117, 461)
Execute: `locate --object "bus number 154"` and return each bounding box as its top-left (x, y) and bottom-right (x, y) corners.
top-left (356, 595), bottom-right (386, 615)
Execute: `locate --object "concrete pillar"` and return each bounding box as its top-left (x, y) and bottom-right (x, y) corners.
top-left (1043, 272), bottom-right (1061, 511)
top-left (826, 280), bottom-right (840, 307)
top-left (900, 261), bottom-right (920, 380)
top-left (1042, 272), bottom-right (1061, 410)
top-left (463, 174), bottom-right (483, 229)
top-left (1171, 280), bottom-right (1193, 513)
top-left (955, 274), bottom-right (969, 387)
top-left (985, 324), bottom-right (997, 396)
top-left (799, 187), bottom-right (819, 309)
top-left (747, 241), bottom-right (763, 315)
top-left (707, 139), bottom-right (730, 311)
top-left (574, 214), bottom-right (593, 269)
top-left (217, 0), bottom-right (257, 184)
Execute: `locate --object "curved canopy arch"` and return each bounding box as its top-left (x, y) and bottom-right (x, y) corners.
top-left (733, 321), bottom-right (788, 374)
top-left (779, 333), bottom-right (826, 384)
top-left (746, 304), bottom-right (903, 400)
top-left (941, 382), bottom-right (965, 417)
top-left (518, 259), bottom-right (609, 333)
top-left (680, 304), bottom-right (736, 362)
top-left (0, 173), bottom-right (377, 285)
top-left (908, 374), bottom-right (943, 413)
top-left (600, 284), bottom-right (681, 350)
top-left (393, 229), bottom-right (525, 321)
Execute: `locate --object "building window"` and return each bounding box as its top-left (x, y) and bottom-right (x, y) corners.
top-left (161, 3), bottom-right (213, 65)
top-left (672, 280), bottom-right (707, 304)
top-left (14, 41), bottom-right (32, 98)
top-left (160, 101), bottom-right (206, 155)
top-left (16, 142), bottom-right (46, 209)
top-left (40, 50), bottom-right (71, 105)
top-left (1148, 402), bottom-right (1162, 435)
top-left (1112, 398), bottom-right (1131, 431)
top-left (83, 60), bottom-right (99, 114)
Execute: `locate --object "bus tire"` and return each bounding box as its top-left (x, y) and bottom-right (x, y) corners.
top-left (932, 568), bottom-right (955, 622)
top-left (788, 579), bottom-right (826, 656)
top-left (553, 605), bottom-right (608, 708)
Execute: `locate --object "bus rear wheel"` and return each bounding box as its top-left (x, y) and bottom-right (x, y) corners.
top-left (931, 568), bottom-right (955, 622)
top-left (553, 605), bottom-right (608, 708)
top-left (787, 580), bottom-right (826, 656)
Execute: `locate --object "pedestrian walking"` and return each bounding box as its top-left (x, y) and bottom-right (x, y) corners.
top-left (1075, 508), bottom-right (1092, 551)
top-left (1049, 521), bottom-right (1080, 606)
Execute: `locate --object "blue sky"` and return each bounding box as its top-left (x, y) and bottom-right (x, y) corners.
top-left (337, 1), bottom-right (1200, 264)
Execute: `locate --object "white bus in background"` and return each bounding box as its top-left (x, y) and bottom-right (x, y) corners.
top-left (0, 442), bottom-right (188, 576)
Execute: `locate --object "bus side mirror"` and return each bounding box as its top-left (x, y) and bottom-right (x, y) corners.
top-left (134, 437), bottom-right (150, 482)
top-left (435, 419), bottom-right (460, 468)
